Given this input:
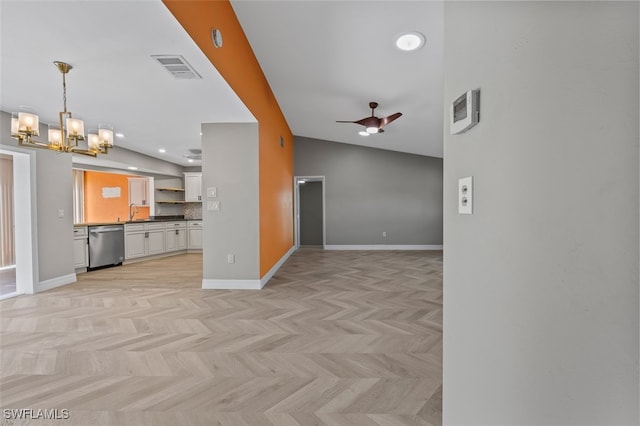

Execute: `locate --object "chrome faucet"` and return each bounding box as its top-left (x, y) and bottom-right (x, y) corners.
top-left (129, 203), bottom-right (138, 221)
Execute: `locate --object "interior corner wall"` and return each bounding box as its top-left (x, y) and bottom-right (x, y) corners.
top-left (294, 136), bottom-right (443, 245)
top-left (201, 122), bottom-right (259, 280)
top-left (0, 110), bottom-right (75, 284)
top-left (163, 0), bottom-right (294, 279)
top-left (442, 2), bottom-right (639, 425)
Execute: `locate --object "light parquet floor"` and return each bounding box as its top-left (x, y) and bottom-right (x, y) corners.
top-left (0, 249), bottom-right (443, 426)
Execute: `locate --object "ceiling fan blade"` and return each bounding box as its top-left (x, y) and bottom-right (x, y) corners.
top-left (336, 117), bottom-right (377, 127)
top-left (380, 112), bottom-right (402, 127)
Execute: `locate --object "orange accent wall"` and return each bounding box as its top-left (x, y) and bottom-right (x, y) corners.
top-left (84, 171), bottom-right (150, 223)
top-left (163, 0), bottom-right (294, 277)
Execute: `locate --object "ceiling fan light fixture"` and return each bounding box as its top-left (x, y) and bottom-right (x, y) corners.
top-left (395, 32), bottom-right (425, 51)
top-left (366, 126), bottom-right (379, 134)
top-left (358, 130), bottom-right (370, 136)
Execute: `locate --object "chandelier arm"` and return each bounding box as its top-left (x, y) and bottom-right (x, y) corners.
top-left (17, 136), bottom-right (54, 150)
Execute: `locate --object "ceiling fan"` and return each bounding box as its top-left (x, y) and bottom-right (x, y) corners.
top-left (336, 102), bottom-right (402, 134)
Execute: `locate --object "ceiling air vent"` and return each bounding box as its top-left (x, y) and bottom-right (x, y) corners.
top-left (183, 148), bottom-right (202, 160)
top-left (151, 55), bottom-right (202, 79)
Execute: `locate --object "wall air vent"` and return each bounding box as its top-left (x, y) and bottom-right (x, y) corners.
top-left (151, 55), bottom-right (202, 79)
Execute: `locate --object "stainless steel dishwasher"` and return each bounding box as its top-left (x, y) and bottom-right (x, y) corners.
top-left (88, 225), bottom-right (125, 270)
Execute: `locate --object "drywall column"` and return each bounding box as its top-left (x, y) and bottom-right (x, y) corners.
top-left (443, 2), bottom-right (639, 425)
top-left (201, 122), bottom-right (260, 288)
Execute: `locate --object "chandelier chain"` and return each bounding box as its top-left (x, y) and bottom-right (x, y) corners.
top-left (62, 71), bottom-right (67, 113)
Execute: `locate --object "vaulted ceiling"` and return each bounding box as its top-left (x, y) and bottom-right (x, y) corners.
top-left (0, 1), bottom-right (443, 168)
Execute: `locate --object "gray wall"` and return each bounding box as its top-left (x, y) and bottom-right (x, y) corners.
top-left (299, 181), bottom-right (323, 246)
top-left (442, 2), bottom-right (639, 425)
top-left (1, 111), bottom-right (74, 284)
top-left (202, 122), bottom-right (259, 280)
top-left (294, 136), bottom-right (443, 245)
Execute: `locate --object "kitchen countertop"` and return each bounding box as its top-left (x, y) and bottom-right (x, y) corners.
top-left (74, 216), bottom-right (202, 227)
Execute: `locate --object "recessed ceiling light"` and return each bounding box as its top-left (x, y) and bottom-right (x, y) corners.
top-left (199, 132), bottom-right (203, 136)
top-left (358, 131), bottom-right (370, 136)
top-left (188, 159), bottom-right (194, 163)
top-left (127, 166), bottom-right (138, 170)
top-left (158, 148), bottom-right (166, 153)
top-left (395, 32), bottom-right (425, 51)
top-left (115, 133), bottom-right (125, 138)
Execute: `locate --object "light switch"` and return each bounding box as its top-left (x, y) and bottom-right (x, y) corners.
top-left (58, 209), bottom-right (64, 218)
top-left (458, 176), bottom-right (473, 215)
top-left (207, 201), bottom-right (220, 211)
top-left (207, 187), bottom-right (217, 198)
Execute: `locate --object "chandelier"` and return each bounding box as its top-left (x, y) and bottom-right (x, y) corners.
top-left (11, 61), bottom-right (114, 157)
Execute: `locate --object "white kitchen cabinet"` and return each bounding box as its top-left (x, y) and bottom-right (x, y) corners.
top-left (125, 231), bottom-right (146, 259)
top-left (188, 220), bottom-right (203, 250)
top-left (73, 226), bottom-right (88, 268)
top-left (147, 230), bottom-right (165, 255)
top-left (184, 173), bottom-right (202, 202)
top-left (125, 223), bottom-right (165, 259)
top-left (165, 221), bottom-right (187, 252)
top-left (129, 177), bottom-right (149, 206)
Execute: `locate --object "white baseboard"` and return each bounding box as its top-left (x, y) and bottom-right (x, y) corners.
top-left (260, 245), bottom-right (295, 288)
top-left (324, 244), bottom-right (443, 251)
top-left (0, 292), bottom-right (17, 301)
top-left (202, 246), bottom-right (295, 290)
top-left (202, 279), bottom-right (263, 290)
top-left (37, 273), bottom-right (77, 293)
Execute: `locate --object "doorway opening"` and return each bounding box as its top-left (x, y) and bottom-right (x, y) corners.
top-left (0, 148), bottom-right (37, 298)
top-left (294, 176), bottom-right (326, 249)
top-left (0, 153), bottom-right (16, 298)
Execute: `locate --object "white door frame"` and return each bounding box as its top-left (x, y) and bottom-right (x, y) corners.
top-left (294, 176), bottom-right (326, 249)
top-left (1, 147), bottom-right (38, 296)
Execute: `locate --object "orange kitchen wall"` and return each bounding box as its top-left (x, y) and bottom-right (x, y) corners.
top-left (163, 0), bottom-right (294, 277)
top-left (83, 171), bottom-right (150, 223)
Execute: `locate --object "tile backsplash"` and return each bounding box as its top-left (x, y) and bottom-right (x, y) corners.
top-left (183, 203), bottom-right (202, 220)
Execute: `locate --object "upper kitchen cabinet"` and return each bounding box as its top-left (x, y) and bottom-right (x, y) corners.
top-left (184, 172), bottom-right (202, 202)
top-left (129, 177), bottom-right (150, 206)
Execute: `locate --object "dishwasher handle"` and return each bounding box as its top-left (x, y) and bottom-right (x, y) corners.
top-left (89, 226), bottom-right (124, 233)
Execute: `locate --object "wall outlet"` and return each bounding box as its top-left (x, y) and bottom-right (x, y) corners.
top-left (227, 254), bottom-right (235, 264)
top-left (458, 176), bottom-right (473, 214)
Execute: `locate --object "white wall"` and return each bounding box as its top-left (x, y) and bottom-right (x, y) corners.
top-left (443, 2), bottom-right (639, 424)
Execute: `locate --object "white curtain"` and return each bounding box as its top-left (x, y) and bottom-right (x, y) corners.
top-left (72, 169), bottom-right (85, 224)
top-left (0, 155), bottom-right (15, 267)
